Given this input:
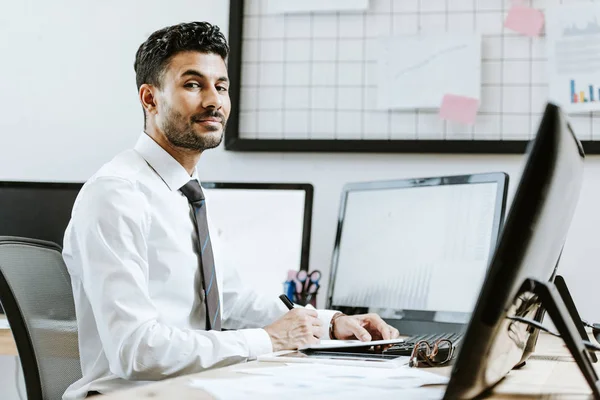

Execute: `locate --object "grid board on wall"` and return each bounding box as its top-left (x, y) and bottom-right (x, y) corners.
top-left (225, 0), bottom-right (600, 153)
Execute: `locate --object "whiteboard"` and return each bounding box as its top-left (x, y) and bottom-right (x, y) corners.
top-left (228, 0), bottom-right (600, 153)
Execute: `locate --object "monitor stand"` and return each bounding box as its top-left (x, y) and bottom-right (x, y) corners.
top-left (514, 278), bottom-right (600, 398)
top-left (520, 275), bottom-right (597, 364)
top-left (554, 275), bottom-right (597, 363)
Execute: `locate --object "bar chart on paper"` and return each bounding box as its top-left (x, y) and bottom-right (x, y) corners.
top-left (569, 79), bottom-right (600, 104)
top-left (548, 4), bottom-right (600, 113)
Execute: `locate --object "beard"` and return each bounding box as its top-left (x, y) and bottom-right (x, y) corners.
top-left (160, 103), bottom-right (226, 151)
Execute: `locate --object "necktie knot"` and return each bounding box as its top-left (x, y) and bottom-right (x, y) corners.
top-left (180, 180), bottom-right (205, 204)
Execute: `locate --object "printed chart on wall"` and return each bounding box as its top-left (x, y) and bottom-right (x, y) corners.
top-left (227, 0), bottom-right (600, 153)
top-left (547, 3), bottom-right (600, 114)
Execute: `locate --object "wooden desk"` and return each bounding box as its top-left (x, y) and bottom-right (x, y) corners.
top-left (99, 332), bottom-right (597, 399)
top-left (0, 316), bottom-right (79, 358)
top-left (0, 316), bottom-right (17, 356)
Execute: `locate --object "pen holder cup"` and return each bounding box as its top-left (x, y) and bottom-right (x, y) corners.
top-left (283, 279), bottom-right (319, 308)
top-left (292, 287), bottom-right (318, 308)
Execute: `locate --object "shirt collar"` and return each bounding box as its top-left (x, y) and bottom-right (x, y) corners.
top-left (134, 132), bottom-right (199, 191)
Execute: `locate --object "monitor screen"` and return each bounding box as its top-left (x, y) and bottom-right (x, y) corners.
top-left (328, 173), bottom-right (507, 323)
top-left (203, 182), bottom-right (313, 300)
top-left (0, 181), bottom-right (83, 314)
top-left (0, 181), bottom-right (83, 246)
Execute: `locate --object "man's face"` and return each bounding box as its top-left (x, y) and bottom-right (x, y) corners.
top-left (155, 51), bottom-right (230, 151)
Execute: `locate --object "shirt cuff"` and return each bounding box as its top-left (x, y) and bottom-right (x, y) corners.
top-left (239, 328), bottom-right (274, 360)
top-left (316, 309), bottom-right (341, 340)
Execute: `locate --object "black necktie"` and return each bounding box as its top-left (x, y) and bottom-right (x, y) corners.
top-left (180, 180), bottom-right (221, 331)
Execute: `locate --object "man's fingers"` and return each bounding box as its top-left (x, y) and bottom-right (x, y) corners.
top-left (350, 319), bottom-right (372, 341)
top-left (312, 324), bottom-right (323, 339)
top-left (369, 314), bottom-right (391, 340)
top-left (291, 308), bottom-right (318, 317)
top-left (381, 326), bottom-right (391, 340)
top-left (390, 326), bottom-right (400, 339)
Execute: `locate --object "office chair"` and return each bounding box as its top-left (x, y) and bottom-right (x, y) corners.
top-left (0, 236), bottom-right (81, 400)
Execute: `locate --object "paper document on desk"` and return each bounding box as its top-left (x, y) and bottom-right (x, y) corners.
top-left (0, 319), bottom-right (10, 330)
top-left (239, 363), bottom-right (449, 387)
top-left (189, 364), bottom-right (448, 399)
top-left (300, 338), bottom-right (404, 351)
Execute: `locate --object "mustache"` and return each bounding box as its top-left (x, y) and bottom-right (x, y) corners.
top-left (191, 111), bottom-right (225, 123)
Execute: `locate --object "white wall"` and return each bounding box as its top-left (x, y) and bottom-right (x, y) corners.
top-left (0, 0), bottom-right (231, 182)
top-left (3, 1), bottom-right (600, 399)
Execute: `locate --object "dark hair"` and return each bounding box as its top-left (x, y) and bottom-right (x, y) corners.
top-left (134, 21), bottom-right (229, 91)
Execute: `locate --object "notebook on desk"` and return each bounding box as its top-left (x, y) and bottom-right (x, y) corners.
top-left (326, 173), bottom-right (509, 357)
top-left (258, 349), bottom-right (409, 368)
top-left (299, 338), bottom-right (404, 351)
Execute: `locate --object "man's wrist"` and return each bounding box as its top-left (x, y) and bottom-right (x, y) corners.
top-left (330, 312), bottom-right (346, 340)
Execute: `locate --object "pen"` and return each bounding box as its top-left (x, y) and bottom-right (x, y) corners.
top-left (279, 294), bottom-right (295, 310)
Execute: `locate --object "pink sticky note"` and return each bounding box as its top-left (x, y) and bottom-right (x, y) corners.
top-left (439, 94), bottom-right (479, 125)
top-left (504, 5), bottom-right (545, 37)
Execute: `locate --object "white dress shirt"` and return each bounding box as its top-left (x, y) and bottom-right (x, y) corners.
top-left (62, 133), bottom-right (337, 399)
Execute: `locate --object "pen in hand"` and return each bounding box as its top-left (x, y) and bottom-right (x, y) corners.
top-left (279, 294), bottom-right (295, 310)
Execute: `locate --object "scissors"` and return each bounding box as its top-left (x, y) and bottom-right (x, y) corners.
top-left (296, 270), bottom-right (321, 303)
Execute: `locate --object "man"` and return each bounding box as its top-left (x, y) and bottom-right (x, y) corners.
top-left (62, 21), bottom-right (399, 399)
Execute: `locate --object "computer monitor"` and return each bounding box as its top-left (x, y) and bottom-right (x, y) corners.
top-left (0, 181), bottom-right (313, 311)
top-left (202, 182), bottom-right (313, 299)
top-left (326, 172), bottom-right (508, 335)
top-left (0, 181), bottom-right (83, 246)
top-left (444, 103), bottom-right (599, 399)
top-left (0, 181), bottom-right (84, 313)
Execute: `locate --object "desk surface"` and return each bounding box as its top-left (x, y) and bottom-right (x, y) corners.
top-left (100, 332), bottom-right (596, 399)
top-left (0, 316), bottom-right (17, 356)
top-left (0, 315), bottom-right (79, 359)
top-left (0, 320), bottom-right (593, 399)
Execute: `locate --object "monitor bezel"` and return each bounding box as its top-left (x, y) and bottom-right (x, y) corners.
top-left (0, 181), bottom-right (84, 191)
top-left (326, 172), bottom-right (509, 318)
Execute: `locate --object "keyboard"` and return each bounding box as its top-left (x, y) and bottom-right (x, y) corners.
top-left (382, 332), bottom-right (463, 357)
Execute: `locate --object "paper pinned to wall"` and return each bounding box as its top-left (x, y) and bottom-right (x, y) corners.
top-left (377, 35), bottom-right (481, 110)
top-left (265, 0), bottom-right (370, 15)
top-left (439, 94), bottom-right (480, 125)
top-left (504, 5), bottom-right (545, 37)
top-left (547, 4), bottom-right (600, 114)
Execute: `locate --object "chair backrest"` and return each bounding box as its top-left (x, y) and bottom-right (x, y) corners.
top-left (0, 236), bottom-right (81, 400)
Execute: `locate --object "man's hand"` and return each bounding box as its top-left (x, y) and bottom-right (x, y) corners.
top-left (332, 313), bottom-right (400, 342)
top-left (264, 308), bottom-right (323, 352)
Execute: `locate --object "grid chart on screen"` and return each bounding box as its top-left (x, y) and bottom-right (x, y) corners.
top-left (333, 263), bottom-right (433, 310)
top-left (226, 0), bottom-right (600, 153)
